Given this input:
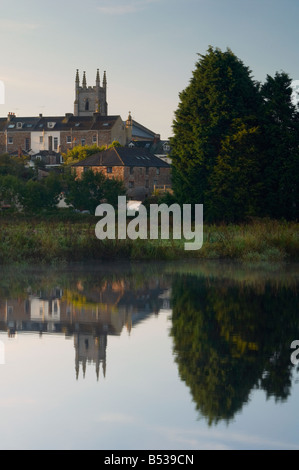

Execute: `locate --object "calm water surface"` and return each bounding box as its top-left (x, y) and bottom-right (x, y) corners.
top-left (0, 260), bottom-right (298, 450)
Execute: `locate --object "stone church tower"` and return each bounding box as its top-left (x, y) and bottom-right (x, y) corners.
top-left (74, 69), bottom-right (108, 116)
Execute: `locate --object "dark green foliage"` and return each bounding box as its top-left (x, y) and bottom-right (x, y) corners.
top-left (0, 174), bottom-right (21, 209)
top-left (170, 46), bottom-right (261, 221)
top-left (63, 168), bottom-right (126, 213)
top-left (170, 274), bottom-right (299, 425)
top-left (20, 173), bottom-right (62, 213)
top-left (259, 72), bottom-right (299, 220)
top-left (0, 154), bottom-right (34, 180)
top-left (170, 46), bottom-right (299, 221)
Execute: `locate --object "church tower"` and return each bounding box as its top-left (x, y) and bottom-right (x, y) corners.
top-left (74, 69), bottom-right (108, 116)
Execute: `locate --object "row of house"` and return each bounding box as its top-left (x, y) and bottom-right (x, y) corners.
top-left (0, 69), bottom-right (172, 200)
top-left (0, 112), bottom-right (130, 155)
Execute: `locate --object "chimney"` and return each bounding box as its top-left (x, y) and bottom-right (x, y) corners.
top-left (65, 113), bottom-right (73, 123)
top-left (7, 112), bottom-right (15, 122)
top-left (39, 113), bottom-right (43, 118)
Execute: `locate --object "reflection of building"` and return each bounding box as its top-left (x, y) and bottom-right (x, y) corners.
top-left (75, 333), bottom-right (107, 380)
top-left (0, 278), bottom-right (171, 379)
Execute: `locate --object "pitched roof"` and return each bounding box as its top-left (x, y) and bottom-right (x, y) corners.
top-left (128, 139), bottom-right (171, 155)
top-left (0, 114), bottom-right (121, 132)
top-left (72, 147), bottom-right (171, 168)
top-left (131, 120), bottom-right (157, 140)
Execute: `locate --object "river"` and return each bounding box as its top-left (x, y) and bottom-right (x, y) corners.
top-left (0, 260), bottom-right (298, 450)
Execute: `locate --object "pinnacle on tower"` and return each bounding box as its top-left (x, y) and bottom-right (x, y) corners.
top-left (103, 70), bottom-right (107, 88)
top-left (75, 69), bottom-right (80, 85)
top-left (96, 69), bottom-right (100, 86)
top-left (82, 71), bottom-right (87, 88)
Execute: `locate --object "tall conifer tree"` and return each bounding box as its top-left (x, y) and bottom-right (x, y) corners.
top-left (170, 46), bottom-right (262, 221)
top-left (259, 72), bottom-right (299, 220)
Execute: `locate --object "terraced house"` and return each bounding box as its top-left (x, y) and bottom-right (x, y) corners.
top-left (0, 69), bottom-right (167, 157)
top-left (0, 112), bottom-right (129, 156)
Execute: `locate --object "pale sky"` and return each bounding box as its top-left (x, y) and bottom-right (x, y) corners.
top-left (0, 0), bottom-right (298, 139)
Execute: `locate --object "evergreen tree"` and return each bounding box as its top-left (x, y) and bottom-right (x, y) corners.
top-left (259, 72), bottom-right (299, 220)
top-left (170, 46), bottom-right (262, 221)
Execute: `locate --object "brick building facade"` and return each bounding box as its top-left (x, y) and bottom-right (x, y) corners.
top-left (73, 147), bottom-right (171, 200)
top-left (0, 113), bottom-right (131, 155)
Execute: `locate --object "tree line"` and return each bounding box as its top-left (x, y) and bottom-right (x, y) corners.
top-left (170, 46), bottom-right (299, 222)
top-left (0, 148), bottom-right (125, 214)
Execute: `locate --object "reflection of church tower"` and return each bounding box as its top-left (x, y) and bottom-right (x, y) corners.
top-left (74, 69), bottom-right (108, 116)
top-left (74, 333), bottom-right (107, 380)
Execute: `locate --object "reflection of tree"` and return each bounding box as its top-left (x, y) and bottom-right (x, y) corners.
top-left (170, 275), bottom-right (299, 425)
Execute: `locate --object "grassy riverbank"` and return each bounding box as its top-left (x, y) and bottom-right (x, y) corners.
top-left (0, 213), bottom-right (298, 264)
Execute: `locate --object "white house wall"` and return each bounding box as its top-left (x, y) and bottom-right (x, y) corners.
top-left (30, 131), bottom-right (61, 153)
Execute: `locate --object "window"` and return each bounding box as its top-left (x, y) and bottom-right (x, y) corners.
top-left (25, 138), bottom-right (30, 151)
top-left (156, 167), bottom-right (160, 175)
top-left (145, 167), bottom-right (149, 175)
top-left (130, 167), bottom-right (134, 175)
top-left (85, 99), bottom-right (89, 111)
top-left (8, 137), bottom-right (13, 144)
top-left (40, 136), bottom-right (43, 144)
top-left (153, 179), bottom-right (158, 186)
top-left (139, 167), bottom-right (143, 174)
top-left (67, 136), bottom-right (72, 144)
top-left (92, 135), bottom-right (97, 144)
top-left (145, 180), bottom-right (149, 188)
top-left (129, 181), bottom-right (134, 188)
top-left (16, 122), bottom-right (22, 129)
top-left (107, 167), bottom-right (112, 174)
top-left (81, 139), bottom-right (86, 146)
top-left (54, 137), bottom-right (58, 151)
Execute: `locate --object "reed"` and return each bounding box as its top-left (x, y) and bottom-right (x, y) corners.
top-left (0, 215), bottom-right (298, 264)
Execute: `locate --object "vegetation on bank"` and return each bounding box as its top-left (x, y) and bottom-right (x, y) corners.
top-left (0, 214), bottom-right (298, 264)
